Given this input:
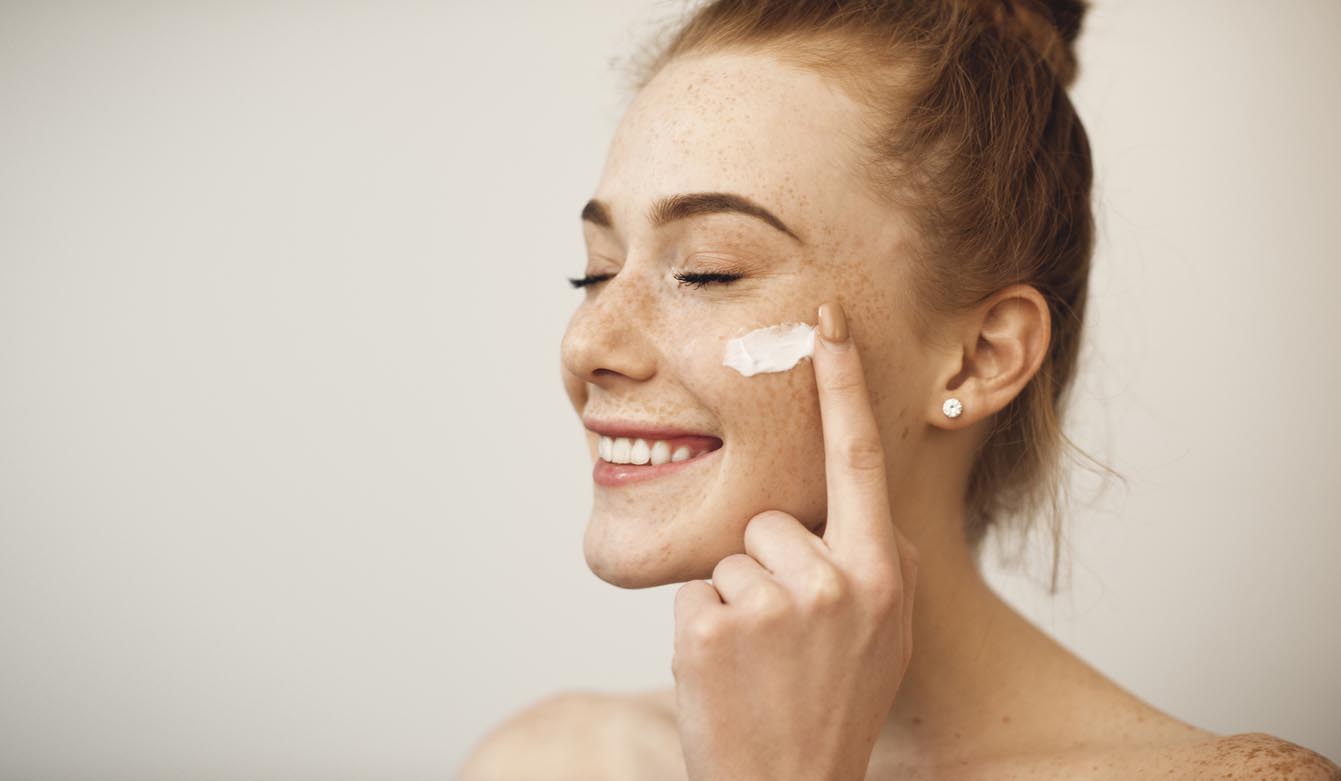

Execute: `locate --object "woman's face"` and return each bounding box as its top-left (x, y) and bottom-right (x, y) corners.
top-left (561, 50), bottom-right (933, 588)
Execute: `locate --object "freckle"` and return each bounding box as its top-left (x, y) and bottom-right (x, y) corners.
top-left (1001, 715), bottom-right (1011, 724)
top-left (900, 426), bottom-right (909, 440)
top-left (911, 716), bottom-right (922, 726)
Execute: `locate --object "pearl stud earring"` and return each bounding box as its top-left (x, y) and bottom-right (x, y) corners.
top-left (942, 398), bottom-right (963, 419)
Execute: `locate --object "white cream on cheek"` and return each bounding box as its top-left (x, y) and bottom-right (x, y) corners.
top-left (722, 322), bottom-right (817, 377)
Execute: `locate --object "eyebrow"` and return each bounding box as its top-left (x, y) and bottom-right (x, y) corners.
top-left (581, 192), bottom-right (803, 244)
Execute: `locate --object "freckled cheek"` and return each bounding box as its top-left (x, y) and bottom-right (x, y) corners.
top-left (673, 330), bottom-right (822, 443)
top-left (659, 295), bottom-right (826, 412)
top-left (712, 362), bottom-right (830, 522)
top-left (663, 328), bottom-right (741, 407)
top-left (662, 326), bottom-right (764, 403)
top-left (747, 363), bottom-right (825, 459)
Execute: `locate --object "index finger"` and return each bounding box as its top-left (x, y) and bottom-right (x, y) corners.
top-left (812, 300), bottom-right (900, 567)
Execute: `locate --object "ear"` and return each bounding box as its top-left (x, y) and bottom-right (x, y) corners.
top-left (929, 284), bottom-right (1051, 430)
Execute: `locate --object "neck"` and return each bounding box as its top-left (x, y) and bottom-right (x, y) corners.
top-left (878, 476), bottom-right (1074, 757)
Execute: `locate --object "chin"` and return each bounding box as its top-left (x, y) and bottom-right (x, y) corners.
top-left (582, 510), bottom-right (716, 589)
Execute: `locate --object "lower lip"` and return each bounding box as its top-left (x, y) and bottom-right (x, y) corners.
top-left (592, 446), bottom-right (722, 487)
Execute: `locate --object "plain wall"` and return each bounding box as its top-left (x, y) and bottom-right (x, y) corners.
top-left (1, 1), bottom-right (1337, 777)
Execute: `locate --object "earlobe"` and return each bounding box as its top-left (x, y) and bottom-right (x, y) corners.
top-left (928, 346), bottom-right (980, 430)
top-left (929, 387), bottom-right (977, 430)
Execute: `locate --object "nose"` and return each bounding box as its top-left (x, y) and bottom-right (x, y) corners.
top-left (560, 273), bottom-right (658, 394)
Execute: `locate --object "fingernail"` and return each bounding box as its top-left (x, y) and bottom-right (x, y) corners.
top-left (818, 302), bottom-right (849, 347)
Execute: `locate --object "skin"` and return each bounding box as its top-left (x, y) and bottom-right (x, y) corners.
top-left (459, 50), bottom-right (1341, 780)
top-left (667, 301), bottom-right (920, 780)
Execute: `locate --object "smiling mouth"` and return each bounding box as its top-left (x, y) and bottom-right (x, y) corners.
top-left (592, 435), bottom-right (723, 488)
top-left (597, 435), bottom-right (722, 465)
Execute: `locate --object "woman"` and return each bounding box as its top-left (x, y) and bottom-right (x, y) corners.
top-left (463, 0), bottom-right (1340, 777)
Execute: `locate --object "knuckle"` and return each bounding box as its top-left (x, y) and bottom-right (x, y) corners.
top-left (743, 510), bottom-right (789, 546)
top-left (711, 552), bottom-right (750, 581)
top-left (800, 564), bottom-right (849, 612)
top-left (826, 362), bottom-right (866, 395)
top-left (838, 434), bottom-right (886, 475)
top-left (862, 566), bottom-right (904, 614)
top-left (680, 614), bottom-right (726, 652)
top-left (743, 583), bottom-right (791, 621)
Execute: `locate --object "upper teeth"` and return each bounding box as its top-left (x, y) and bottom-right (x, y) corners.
top-left (599, 436), bottom-right (697, 465)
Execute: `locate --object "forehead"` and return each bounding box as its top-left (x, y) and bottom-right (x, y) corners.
top-left (594, 50), bottom-right (870, 244)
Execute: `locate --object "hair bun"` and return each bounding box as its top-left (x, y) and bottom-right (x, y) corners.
top-left (977, 0), bottom-right (1089, 87)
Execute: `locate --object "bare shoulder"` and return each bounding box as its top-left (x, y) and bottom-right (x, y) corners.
top-left (1089, 730), bottom-right (1341, 780)
top-left (944, 728), bottom-right (1340, 780)
top-left (1169, 732), bottom-right (1341, 780)
top-left (457, 689), bottom-right (685, 781)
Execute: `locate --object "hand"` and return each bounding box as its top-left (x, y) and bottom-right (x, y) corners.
top-left (671, 300), bottom-right (919, 781)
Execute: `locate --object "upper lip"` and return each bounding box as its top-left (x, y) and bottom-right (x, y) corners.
top-left (582, 416), bottom-right (721, 443)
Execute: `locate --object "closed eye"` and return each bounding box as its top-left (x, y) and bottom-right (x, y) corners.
top-left (567, 273), bottom-right (613, 289)
top-left (672, 271), bottom-right (743, 288)
top-left (567, 271), bottom-right (744, 289)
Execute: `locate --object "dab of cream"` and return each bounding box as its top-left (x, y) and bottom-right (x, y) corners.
top-left (723, 322), bottom-right (818, 377)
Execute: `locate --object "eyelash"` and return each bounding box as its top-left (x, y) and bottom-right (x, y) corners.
top-left (567, 273), bottom-right (612, 289)
top-left (566, 271), bottom-right (744, 289)
top-left (673, 271), bottom-right (744, 288)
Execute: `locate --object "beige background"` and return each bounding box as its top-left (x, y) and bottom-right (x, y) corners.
top-left (1, 1), bottom-right (1337, 777)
